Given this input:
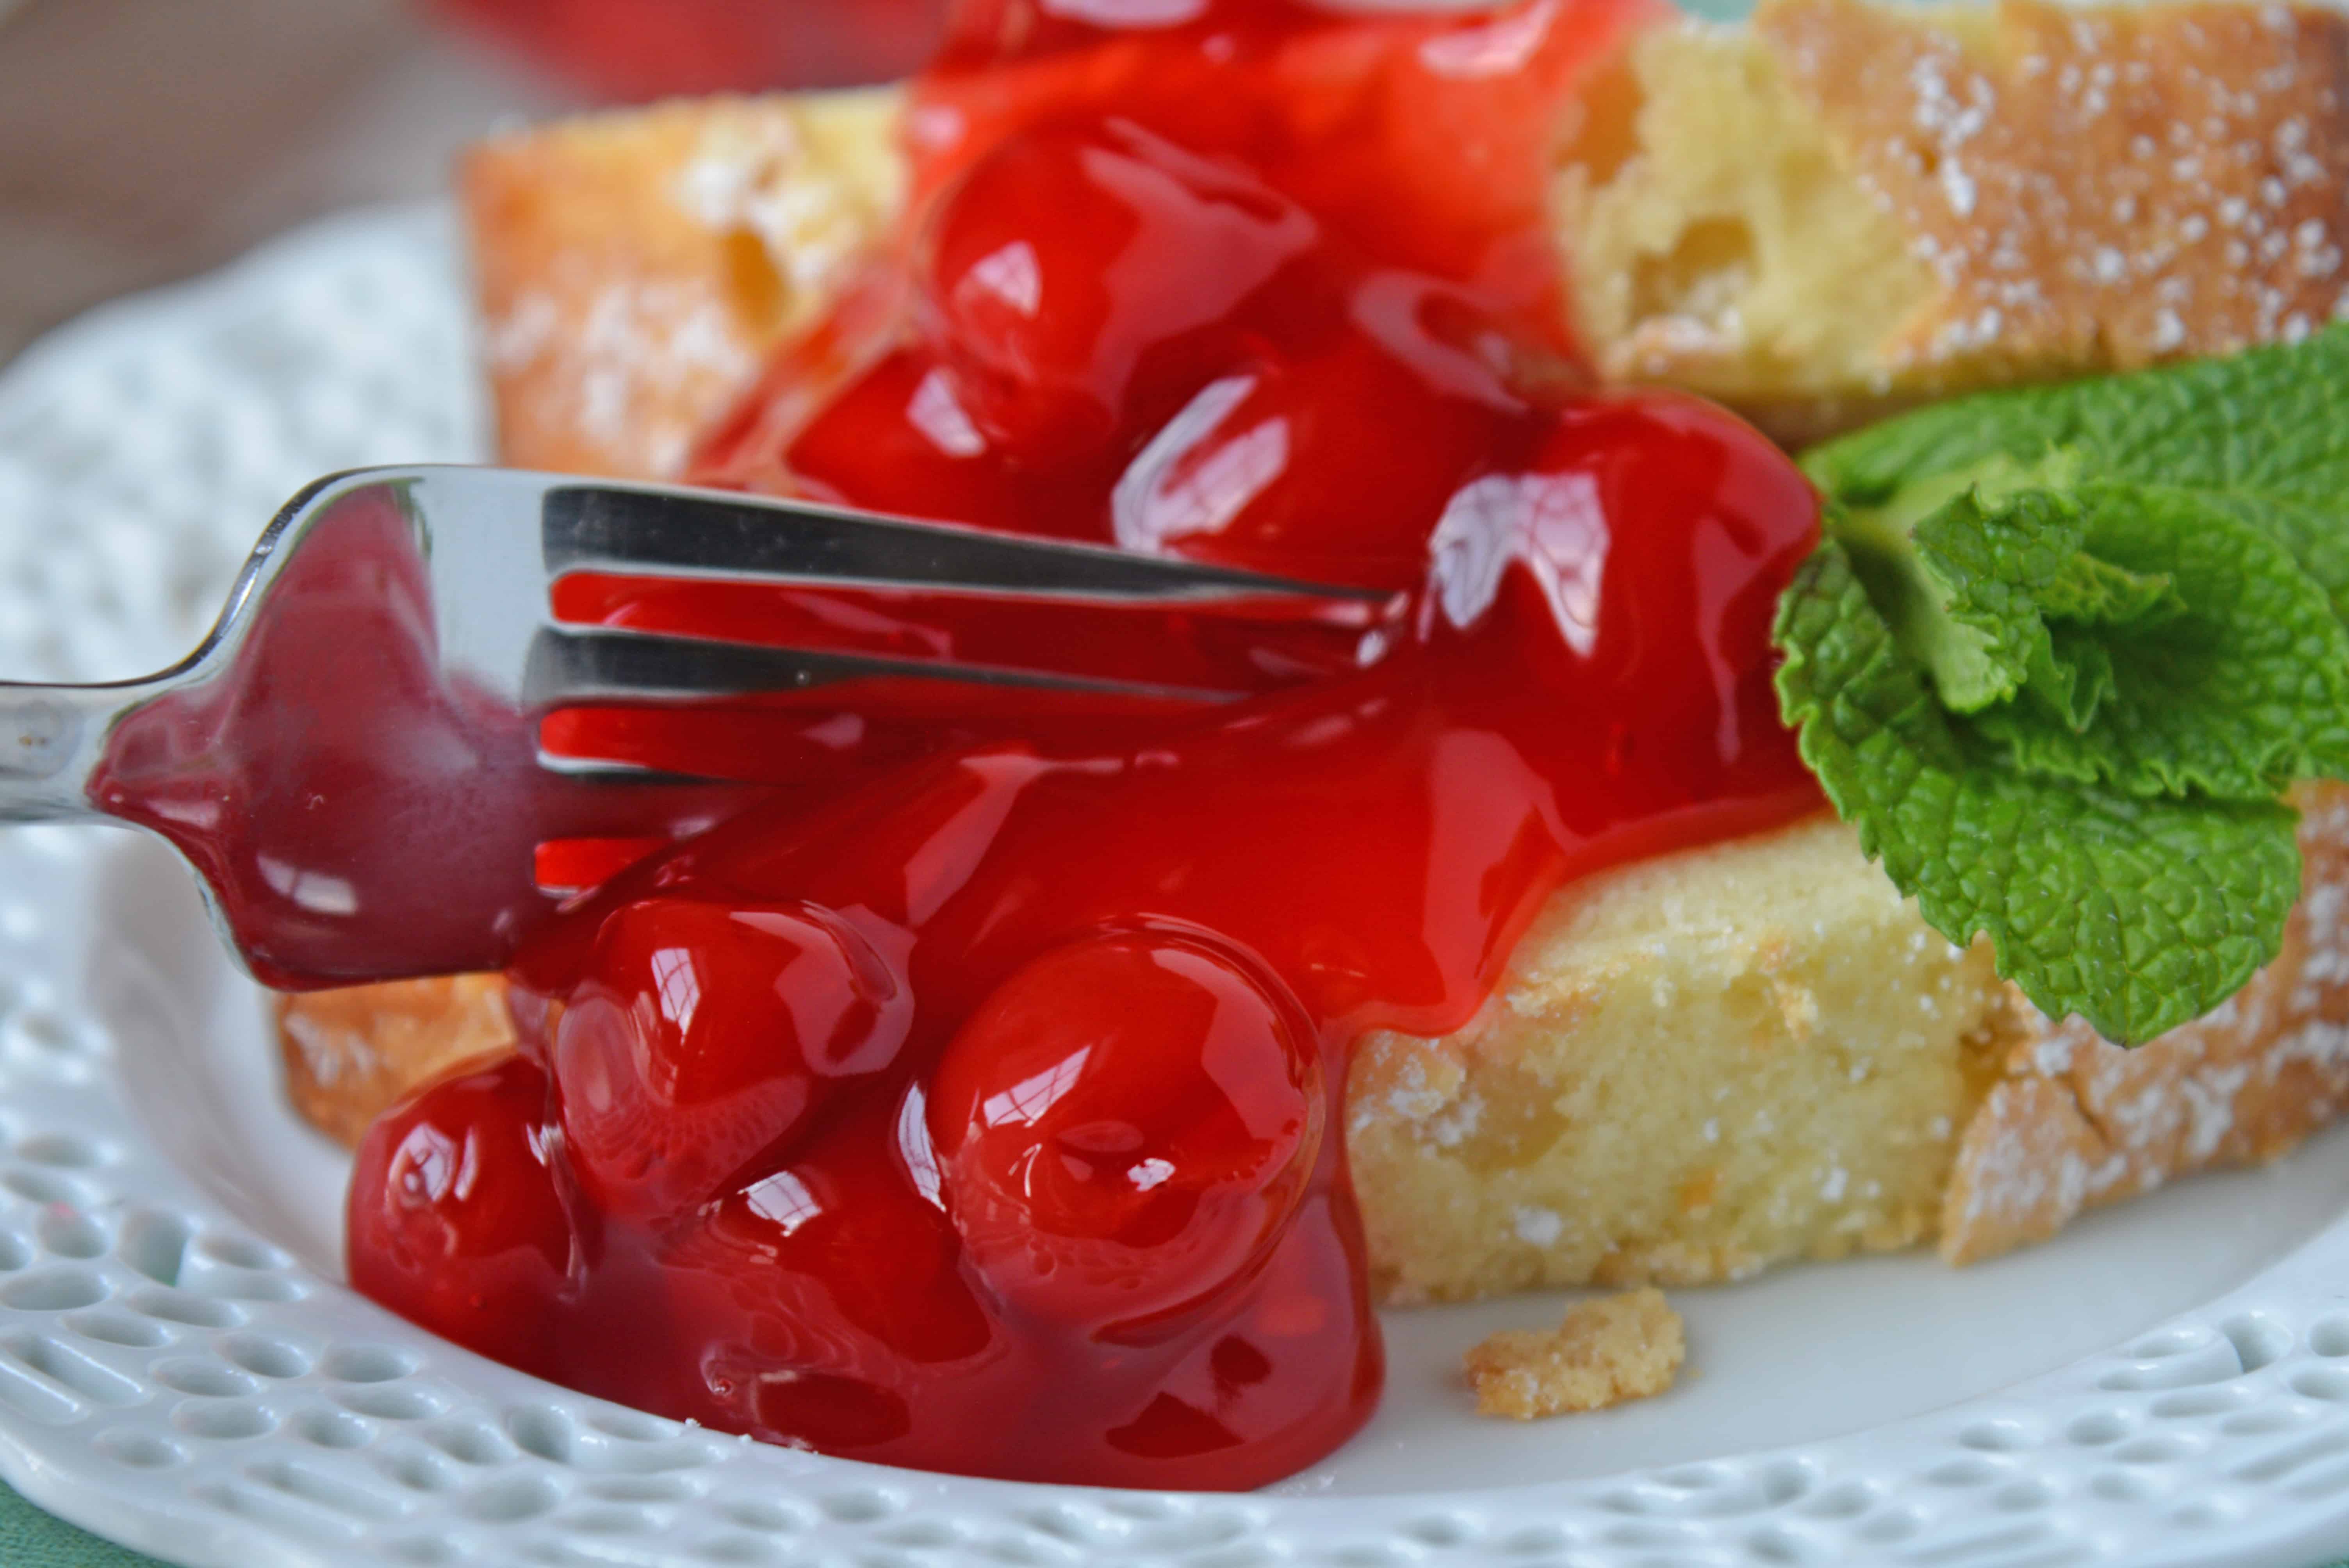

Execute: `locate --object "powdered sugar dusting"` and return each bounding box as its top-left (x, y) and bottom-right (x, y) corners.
top-left (1943, 784), bottom-right (2349, 1264)
top-left (1763, 0), bottom-right (2349, 374)
top-left (476, 97), bottom-right (902, 477)
top-left (488, 275), bottom-right (758, 478)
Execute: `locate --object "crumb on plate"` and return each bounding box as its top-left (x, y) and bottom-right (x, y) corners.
top-left (1462, 1286), bottom-right (1686, 1420)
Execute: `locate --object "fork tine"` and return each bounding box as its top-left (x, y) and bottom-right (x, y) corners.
top-left (540, 483), bottom-right (1395, 613)
top-left (522, 625), bottom-right (1247, 710)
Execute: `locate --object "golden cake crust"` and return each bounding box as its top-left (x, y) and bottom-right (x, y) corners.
top-left (465, 89), bottom-right (902, 479)
top-left (284, 0), bottom-right (2349, 1306)
top-left (274, 976), bottom-right (516, 1148)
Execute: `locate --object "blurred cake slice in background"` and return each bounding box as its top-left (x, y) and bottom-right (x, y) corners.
top-left (1556, 0), bottom-right (2349, 440)
top-left (465, 88), bottom-right (900, 478)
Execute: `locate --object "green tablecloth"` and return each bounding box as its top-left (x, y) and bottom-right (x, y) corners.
top-left (0, 1484), bottom-right (155, 1567)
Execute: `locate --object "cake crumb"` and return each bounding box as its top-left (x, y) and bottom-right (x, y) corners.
top-left (1462, 1288), bottom-right (1685, 1420)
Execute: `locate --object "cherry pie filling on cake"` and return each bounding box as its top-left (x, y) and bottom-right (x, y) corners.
top-left (345, 0), bottom-right (1832, 1488)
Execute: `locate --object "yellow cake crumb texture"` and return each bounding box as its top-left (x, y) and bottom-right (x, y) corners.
top-left (1463, 1287), bottom-right (1687, 1419)
top-left (1347, 813), bottom-right (2002, 1304)
top-left (274, 976), bottom-right (517, 1148)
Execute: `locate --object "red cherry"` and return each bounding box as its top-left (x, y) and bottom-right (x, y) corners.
top-left (784, 345), bottom-right (1051, 534)
top-left (1109, 320), bottom-right (1509, 588)
top-left (346, 1055), bottom-right (574, 1375)
top-left (928, 929), bottom-right (1322, 1335)
top-left (551, 898), bottom-right (914, 1224)
top-left (918, 119), bottom-right (1319, 460)
top-left (1428, 392), bottom-right (1820, 785)
top-left (658, 1110), bottom-right (1005, 1455)
top-left (782, 342), bottom-right (1142, 545)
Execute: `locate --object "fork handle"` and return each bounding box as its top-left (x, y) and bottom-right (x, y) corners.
top-left (0, 682), bottom-right (153, 822)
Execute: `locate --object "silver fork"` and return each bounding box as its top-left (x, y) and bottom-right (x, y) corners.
top-left (0, 467), bottom-right (1393, 990)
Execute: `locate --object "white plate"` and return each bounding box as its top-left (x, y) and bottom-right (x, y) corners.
top-left (5, 205), bottom-right (2349, 1568)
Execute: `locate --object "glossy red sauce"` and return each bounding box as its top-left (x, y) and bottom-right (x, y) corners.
top-left (347, 0), bottom-right (1826, 1488)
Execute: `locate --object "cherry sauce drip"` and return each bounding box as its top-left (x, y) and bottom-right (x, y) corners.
top-left (347, 0), bottom-right (1824, 1488)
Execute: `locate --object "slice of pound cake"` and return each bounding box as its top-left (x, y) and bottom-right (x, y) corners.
top-left (277, 0), bottom-right (2349, 1305)
top-left (1351, 783), bottom-right (2349, 1301)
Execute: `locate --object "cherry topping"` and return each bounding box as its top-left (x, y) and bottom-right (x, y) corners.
top-left (550, 898), bottom-right (913, 1223)
top-left (920, 118), bottom-right (1319, 462)
top-left (345, 1055), bottom-right (575, 1376)
top-left (344, 0), bottom-right (1820, 1493)
top-left (643, 1102), bottom-right (1014, 1460)
top-left (784, 345), bottom-right (1046, 531)
top-left (929, 930), bottom-right (1321, 1333)
top-left (1110, 331), bottom-right (1507, 586)
top-left (1494, 391), bottom-right (1826, 785)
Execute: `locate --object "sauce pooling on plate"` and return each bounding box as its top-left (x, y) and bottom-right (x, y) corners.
top-left (347, 0), bottom-right (1825, 1488)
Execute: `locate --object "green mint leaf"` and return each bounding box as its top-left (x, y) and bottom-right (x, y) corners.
top-left (2027, 623), bottom-right (2119, 733)
top-left (1844, 484), bottom-right (2096, 713)
top-left (1779, 328), bottom-right (2349, 1043)
top-left (1802, 324), bottom-right (2349, 623)
top-left (1965, 483), bottom-right (2349, 798)
top-left (1834, 453), bottom-right (2187, 724)
top-left (1774, 543), bottom-right (2302, 1046)
top-left (2035, 547), bottom-right (2186, 627)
